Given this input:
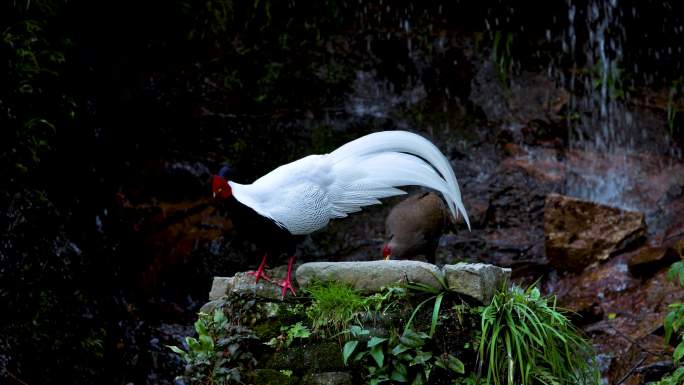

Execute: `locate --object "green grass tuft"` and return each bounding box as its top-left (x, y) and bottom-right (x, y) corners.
top-left (478, 285), bottom-right (600, 385)
top-left (305, 281), bottom-right (375, 336)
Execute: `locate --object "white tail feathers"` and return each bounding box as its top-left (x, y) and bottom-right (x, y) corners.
top-left (329, 130), bottom-right (471, 229)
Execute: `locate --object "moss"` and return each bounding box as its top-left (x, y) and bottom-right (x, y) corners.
top-left (264, 341), bottom-right (344, 374)
top-left (252, 319), bottom-right (282, 339)
top-left (253, 369), bottom-right (299, 385)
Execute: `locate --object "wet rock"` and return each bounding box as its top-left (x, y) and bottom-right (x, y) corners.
top-left (605, 334), bottom-right (671, 385)
top-left (296, 261), bottom-right (444, 294)
top-left (442, 263), bottom-right (511, 304)
top-left (207, 265), bottom-right (294, 301)
top-left (544, 194), bottom-right (647, 273)
top-left (301, 372), bottom-right (353, 385)
top-left (551, 255), bottom-right (640, 321)
top-left (627, 246), bottom-right (679, 277)
top-left (469, 67), bottom-right (568, 125)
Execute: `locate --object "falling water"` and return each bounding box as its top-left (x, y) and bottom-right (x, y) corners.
top-left (560, 0), bottom-right (682, 215)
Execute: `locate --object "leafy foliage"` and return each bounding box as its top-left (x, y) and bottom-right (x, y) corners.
top-left (342, 326), bottom-right (465, 385)
top-left (404, 273), bottom-right (451, 337)
top-left (655, 259), bottom-right (684, 385)
top-left (169, 309), bottom-right (259, 385)
top-left (478, 285), bottom-right (599, 385)
top-left (265, 322), bottom-right (311, 350)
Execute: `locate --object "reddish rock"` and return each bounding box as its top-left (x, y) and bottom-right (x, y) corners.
top-left (544, 194), bottom-right (646, 273)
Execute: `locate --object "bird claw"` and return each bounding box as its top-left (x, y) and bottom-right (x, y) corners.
top-left (247, 254), bottom-right (271, 283)
top-left (247, 269), bottom-right (271, 283)
top-left (277, 277), bottom-right (297, 298)
top-left (277, 255), bottom-right (298, 298)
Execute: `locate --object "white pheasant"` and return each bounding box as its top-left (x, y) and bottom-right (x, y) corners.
top-left (212, 130), bottom-right (470, 296)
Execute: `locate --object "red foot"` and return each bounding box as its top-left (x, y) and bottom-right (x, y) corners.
top-left (277, 255), bottom-right (297, 298)
top-left (247, 254), bottom-right (271, 283)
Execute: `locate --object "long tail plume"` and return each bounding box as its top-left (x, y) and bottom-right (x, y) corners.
top-left (328, 131), bottom-right (470, 229)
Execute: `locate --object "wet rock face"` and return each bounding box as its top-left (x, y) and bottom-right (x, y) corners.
top-left (544, 194), bottom-right (647, 273)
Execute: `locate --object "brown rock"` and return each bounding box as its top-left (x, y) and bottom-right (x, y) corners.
top-left (544, 194), bottom-right (647, 273)
top-left (627, 246), bottom-right (679, 277)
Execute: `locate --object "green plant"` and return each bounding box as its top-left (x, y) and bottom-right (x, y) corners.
top-left (491, 31), bottom-right (514, 90)
top-left (654, 260), bottom-right (684, 384)
top-left (265, 322), bottom-right (311, 350)
top-left (667, 78), bottom-right (684, 134)
top-left (404, 274), bottom-right (450, 337)
top-left (305, 282), bottom-right (399, 336)
top-left (478, 285), bottom-right (599, 385)
top-left (169, 309), bottom-right (259, 384)
top-left (342, 326), bottom-right (464, 385)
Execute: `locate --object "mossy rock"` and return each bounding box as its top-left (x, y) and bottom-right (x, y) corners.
top-left (263, 341), bottom-right (344, 374)
top-left (301, 371), bottom-right (354, 385)
top-left (253, 369), bottom-right (299, 385)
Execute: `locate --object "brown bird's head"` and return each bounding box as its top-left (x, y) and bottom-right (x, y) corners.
top-left (382, 192), bottom-right (449, 263)
top-left (212, 166), bottom-right (233, 200)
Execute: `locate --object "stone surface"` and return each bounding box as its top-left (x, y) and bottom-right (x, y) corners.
top-left (627, 246), bottom-right (678, 277)
top-left (544, 194), bottom-right (647, 273)
top-left (207, 265), bottom-right (293, 301)
top-left (296, 261), bottom-right (444, 293)
top-left (442, 263), bottom-right (511, 304)
top-left (301, 372), bottom-right (353, 385)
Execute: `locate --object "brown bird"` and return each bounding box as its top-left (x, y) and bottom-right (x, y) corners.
top-left (382, 192), bottom-right (451, 264)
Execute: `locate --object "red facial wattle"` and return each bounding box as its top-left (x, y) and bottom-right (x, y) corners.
top-left (212, 175), bottom-right (232, 199)
top-left (382, 244), bottom-right (392, 259)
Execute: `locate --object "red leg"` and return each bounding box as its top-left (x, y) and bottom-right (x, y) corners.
top-left (278, 255), bottom-right (297, 298)
top-left (247, 254), bottom-right (271, 283)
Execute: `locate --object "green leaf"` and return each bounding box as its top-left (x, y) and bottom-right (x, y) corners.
top-left (391, 344), bottom-right (410, 356)
top-left (213, 310), bottom-right (227, 326)
top-left (411, 350), bottom-right (432, 366)
top-left (429, 293), bottom-right (444, 337)
top-left (368, 336), bottom-right (388, 348)
top-left (167, 345), bottom-right (186, 356)
top-left (412, 370), bottom-right (426, 385)
top-left (342, 340), bottom-right (358, 366)
top-left (400, 329), bottom-right (427, 348)
top-left (369, 344), bottom-right (385, 367)
top-left (445, 355), bottom-right (465, 374)
top-left (194, 319), bottom-right (208, 336)
top-left (391, 362), bottom-right (409, 382)
top-left (199, 334), bottom-right (214, 350)
top-left (674, 342), bottom-right (684, 363)
top-left (186, 337), bottom-right (201, 353)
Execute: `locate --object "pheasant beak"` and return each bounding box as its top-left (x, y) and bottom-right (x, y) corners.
top-left (382, 244), bottom-right (392, 261)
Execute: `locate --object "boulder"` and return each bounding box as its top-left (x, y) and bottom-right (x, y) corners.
top-left (544, 194), bottom-right (646, 273)
top-left (296, 261), bottom-right (444, 293)
top-left (442, 263), bottom-right (511, 304)
top-left (627, 246), bottom-right (679, 277)
top-left (208, 265), bottom-right (293, 301)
